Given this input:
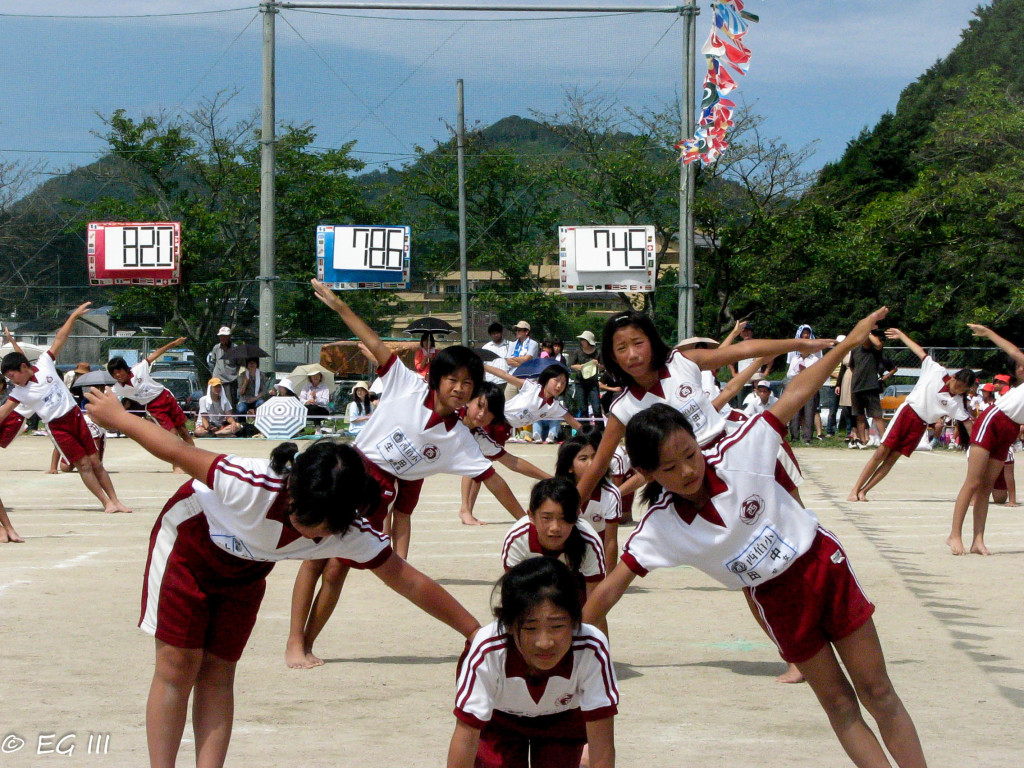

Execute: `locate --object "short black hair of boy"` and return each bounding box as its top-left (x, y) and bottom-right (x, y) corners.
top-left (1, 352), bottom-right (29, 375)
top-left (493, 556), bottom-right (582, 638)
top-left (600, 310), bottom-right (672, 387)
top-left (107, 356), bottom-right (131, 374)
top-left (428, 345), bottom-right (484, 396)
top-left (487, 322), bottom-right (504, 335)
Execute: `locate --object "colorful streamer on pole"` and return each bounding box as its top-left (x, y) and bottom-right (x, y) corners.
top-left (675, 1), bottom-right (760, 165)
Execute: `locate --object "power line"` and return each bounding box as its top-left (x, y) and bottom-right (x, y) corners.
top-left (0, 7), bottom-right (257, 19)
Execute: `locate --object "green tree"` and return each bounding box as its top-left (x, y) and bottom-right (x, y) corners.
top-left (78, 95), bottom-right (397, 370)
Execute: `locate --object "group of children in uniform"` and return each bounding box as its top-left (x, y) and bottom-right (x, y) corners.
top-left (17, 280), bottom-right (1024, 768)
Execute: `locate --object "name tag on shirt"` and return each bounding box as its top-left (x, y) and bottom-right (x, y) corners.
top-left (679, 397), bottom-right (708, 434)
top-left (725, 525), bottom-right (797, 587)
top-left (376, 429), bottom-right (423, 475)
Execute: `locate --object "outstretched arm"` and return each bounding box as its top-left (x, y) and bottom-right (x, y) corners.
top-left (884, 328), bottom-right (926, 362)
top-left (496, 452), bottom-right (550, 480)
top-left (3, 325), bottom-right (24, 356)
top-left (50, 302), bottom-right (91, 358)
top-left (770, 308), bottom-right (888, 425)
top-left (311, 280), bottom-right (392, 368)
top-left (146, 336), bottom-right (188, 366)
top-left (85, 387), bottom-right (216, 482)
top-left (582, 559), bottom-right (637, 626)
top-left (967, 324), bottom-right (1024, 369)
top-left (482, 364), bottom-right (524, 389)
top-left (686, 337), bottom-right (833, 372)
top-left (372, 551), bottom-right (481, 638)
top-left (481, 472), bottom-right (527, 519)
top-left (719, 319), bottom-right (745, 349)
top-left (577, 416), bottom-right (625, 503)
top-left (713, 355), bottom-right (772, 411)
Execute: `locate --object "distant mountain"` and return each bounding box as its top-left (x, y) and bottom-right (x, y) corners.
top-left (817, 0), bottom-right (1023, 206)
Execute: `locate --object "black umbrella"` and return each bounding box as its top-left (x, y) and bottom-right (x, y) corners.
top-left (73, 370), bottom-right (117, 388)
top-left (405, 317), bottom-right (455, 336)
top-left (222, 343), bottom-right (270, 362)
top-left (476, 348), bottom-right (501, 362)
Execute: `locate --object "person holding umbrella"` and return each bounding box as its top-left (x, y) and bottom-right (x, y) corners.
top-left (415, 333), bottom-right (437, 379)
top-left (235, 357), bottom-right (269, 416)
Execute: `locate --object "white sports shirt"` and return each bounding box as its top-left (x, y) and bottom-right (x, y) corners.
top-left (454, 620), bottom-right (618, 727)
top-left (355, 355), bottom-right (494, 481)
top-left (504, 379), bottom-right (568, 428)
top-left (608, 349), bottom-right (726, 447)
top-left (471, 426), bottom-right (506, 461)
top-left (994, 382), bottom-right (1024, 424)
top-left (6, 351), bottom-right (76, 423)
top-left (501, 516), bottom-right (606, 582)
top-left (193, 454), bottom-right (392, 565)
top-left (622, 412), bottom-right (818, 590)
top-left (580, 483), bottom-right (622, 535)
top-left (904, 356), bottom-right (969, 424)
top-left (110, 359), bottom-right (168, 406)
top-left (609, 444), bottom-right (632, 477)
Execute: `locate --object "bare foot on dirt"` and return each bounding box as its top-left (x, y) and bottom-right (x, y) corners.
top-left (459, 509), bottom-right (486, 526)
top-left (970, 541), bottom-right (991, 556)
top-left (286, 638), bottom-right (324, 669)
top-left (846, 492), bottom-right (862, 502)
top-left (946, 535), bottom-right (966, 556)
top-left (776, 663), bottom-right (805, 684)
top-left (104, 502), bottom-right (133, 514)
top-left (1, 527), bottom-right (25, 543)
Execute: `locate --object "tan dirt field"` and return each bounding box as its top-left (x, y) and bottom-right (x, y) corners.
top-left (1, 435), bottom-right (1022, 766)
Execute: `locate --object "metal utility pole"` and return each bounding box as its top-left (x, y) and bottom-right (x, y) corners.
top-left (259, 2), bottom-right (278, 373)
top-left (457, 80), bottom-right (469, 346)
top-left (677, 0), bottom-right (698, 343)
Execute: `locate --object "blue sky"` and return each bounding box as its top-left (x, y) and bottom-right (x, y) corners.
top-left (0, 1), bottom-right (989, 187)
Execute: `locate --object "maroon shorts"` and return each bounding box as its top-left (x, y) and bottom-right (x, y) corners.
top-left (747, 529), bottom-right (875, 664)
top-left (475, 710), bottom-right (586, 768)
top-left (360, 454), bottom-right (423, 531)
top-left (140, 484), bottom-right (274, 662)
top-left (971, 407), bottom-right (1019, 463)
top-left (48, 408), bottom-right (99, 466)
top-left (146, 389), bottom-right (187, 431)
top-left (0, 411), bottom-right (25, 448)
top-left (881, 403), bottom-right (927, 457)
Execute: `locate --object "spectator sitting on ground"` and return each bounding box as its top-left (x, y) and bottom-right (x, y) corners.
top-left (195, 378), bottom-right (241, 437)
top-left (345, 381), bottom-right (372, 436)
top-left (299, 370), bottom-right (331, 433)
top-left (235, 357), bottom-right (268, 415)
top-left (273, 378), bottom-right (297, 397)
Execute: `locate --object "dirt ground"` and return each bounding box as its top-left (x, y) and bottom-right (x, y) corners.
top-left (1, 435), bottom-right (1022, 767)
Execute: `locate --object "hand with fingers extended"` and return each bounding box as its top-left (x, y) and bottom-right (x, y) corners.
top-left (84, 387), bottom-right (128, 430)
top-left (311, 279), bottom-right (348, 314)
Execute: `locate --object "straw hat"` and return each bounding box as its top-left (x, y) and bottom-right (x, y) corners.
top-left (675, 336), bottom-right (720, 351)
top-left (73, 362), bottom-right (91, 375)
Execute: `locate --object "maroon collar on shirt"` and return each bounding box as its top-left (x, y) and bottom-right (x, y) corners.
top-left (423, 390), bottom-right (460, 431)
top-left (265, 491), bottom-right (322, 548)
top-left (504, 639), bottom-right (574, 704)
top-left (626, 363), bottom-right (672, 400)
top-left (670, 465), bottom-right (728, 528)
top-left (28, 365), bottom-right (40, 384)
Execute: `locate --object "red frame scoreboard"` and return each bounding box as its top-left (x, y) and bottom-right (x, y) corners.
top-left (88, 222), bottom-right (181, 285)
top-left (559, 225), bottom-right (656, 293)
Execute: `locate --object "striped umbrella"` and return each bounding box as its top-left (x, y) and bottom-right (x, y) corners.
top-left (254, 397), bottom-right (308, 439)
